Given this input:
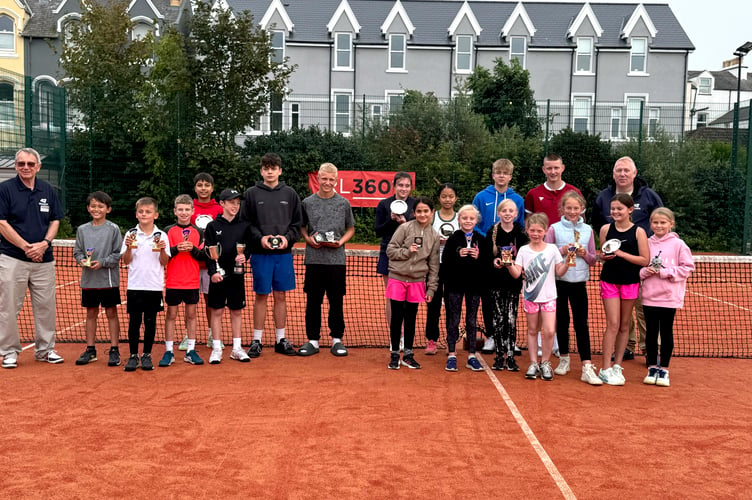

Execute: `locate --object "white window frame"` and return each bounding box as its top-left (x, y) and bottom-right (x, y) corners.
top-left (131, 22), bottom-right (152, 41)
top-left (0, 81), bottom-right (14, 125)
top-left (334, 32), bottom-right (353, 70)
top-left (626, 96), bottom-right (646, 138)
top-left (388, 33), bottom-right (406, 72)
top-left (696, 112), bottom-right (708, 128)
top-left (510, 36), bottom-right (526, 68)
top-left (271, 30), bottom-right (285, 65)
top-left (610, 107), bottom-right (622, 140)
top-left (572, 95), bottom-right (592, 133)
top-left (455, 35), bottom-right (473, 73)
top-left (371, 104), bottom-right (383, 122)
top-left (290, 102), bottom-right (300, 129)
top-left (575, 37), bottom-right (593, 74)
top-left (698, 77), bottom-right (712, 95)
top-left (270, 94), bottom-right (283, 132)
top-left (648, 107), bottom-right (660, 138)
top-left (0, 14), bottom-right (15, 55)
top-left (332, 90), bottom-right (353, 135)
top-left (386, 91), bottom-right (404, 115)
top-left (629, 37), bottom-right (648, 74)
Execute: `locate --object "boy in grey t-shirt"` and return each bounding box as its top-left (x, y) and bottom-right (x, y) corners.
top-left (297, 163), bottom-right (355, 356)
top-left (73, 191), bottom-right (123, 366)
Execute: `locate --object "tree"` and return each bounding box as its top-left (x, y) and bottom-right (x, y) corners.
top-left (466, 58), bottom-right (541, 138)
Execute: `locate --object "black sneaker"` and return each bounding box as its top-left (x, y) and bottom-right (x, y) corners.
top-left (505, 356), bottom-right (520, 372)
top-left (513, 344), bottom-right (522, 357)
top-left (75, 347), bottom-right (97, 365)
top-left (623, 349), bottom-right (635, 361)
top-left (141, 353), bottom-right (154, 371)
top-left (124, 354), bottom-right (139, 372)
top-left (108, 347), bottom-right (120, 367)
top-left (388, 353), bottom-right (400, 370)
top-left (248, 340), bottom-right (262, 358)
top-left (492, 357), bottom-right (505, 371)
top-left (401, 354), bottom-right (421, 369)
top-left (274, 338), bottom-right (296, 356)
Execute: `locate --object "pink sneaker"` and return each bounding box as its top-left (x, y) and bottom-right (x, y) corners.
top-left (425, 340), bottom-right (437, 355)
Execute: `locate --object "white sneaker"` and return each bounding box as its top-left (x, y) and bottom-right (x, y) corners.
top-left (612, 364), bottom-right (626, 385)
top-left (554, 355), bottom-right (570, 375)
top-left (482, 337), bottom-right (495, 353)
top-left (2, 352), bottom-right (18, 369)
top-left (178, 335), bottom-right (189, 351)
top-left (36, 350), bottom-right (64, 364)
top-left (655, 368), bottom-right (670, 387)
top-left (599, 367), bottom-right (617, 385)
top-left (581, 363), bottom-right (603, 385)
top-left (209, 347), bottom-right (223, 364)
top-left (230, 348), bottom-right (250, 363)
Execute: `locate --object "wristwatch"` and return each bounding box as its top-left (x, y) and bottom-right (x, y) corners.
top-left (44, 238), bottom-right (52, 247)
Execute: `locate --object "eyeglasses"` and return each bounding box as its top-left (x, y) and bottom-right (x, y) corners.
top-left (16, 161), bottom-right (37, 168)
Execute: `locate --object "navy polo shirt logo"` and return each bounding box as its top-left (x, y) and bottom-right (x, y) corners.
top-left (39, 198), bottom-right (50, 213)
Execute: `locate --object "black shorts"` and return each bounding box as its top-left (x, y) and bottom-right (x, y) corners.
top-left (126, 290), bottom-right (164, 315)
top-left (81, 287), bottom-right (121, 309)
top-left (207, 275), bottom-right (246, 310)
top-left (304, 264), bottom-right (346, 297)
top-left (165, 288), bottom-right (200, 306)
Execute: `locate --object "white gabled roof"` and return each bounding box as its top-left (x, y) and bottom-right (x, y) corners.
top-left (620, 3), bottom-right (657, 40)
top-left (448, 1), bottom-right (482, 38)
top-left (380, 0), bottom-right (415, 37)
top-left (568, 2), bottom-right (602, 39)
top-left (501, 2), bottom-right (536, 39)
top-left (260, 0), bottom-right (294, 34)
top-left (128, 0), bottom-right (164, 20)
top-left (326, 0), bottom-right (361, 34)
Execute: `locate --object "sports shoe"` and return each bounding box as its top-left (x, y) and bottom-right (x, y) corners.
top-left (248, 340), bottom-right (262, 358)
top-left (2, 352), bottom-right (18, 369)
top-left (446, 356), bottom-right (458, 372)
top-left (525, 363), bottom-right (539, 379)
top-left (466, 357), bottom-right (483, 371)
top-left (108, 347), bottom-right (121, 367)
top-left (505, 356), bottom-right (520, 372)
top-left (401, 354), bottom-right (421, 369)
top-left (540, 360), bottom-right (554, 381)
top-left (581, 363), bottom-right (603, 385)
top-left (230, 348), bottom-right (251, 362)
top-left (297, 341), bottom-right (320, 356)
top-left (124, 354), bottom-right (139, 371)
top-left (492, 357), bottom-right (504, 371)
top-left (425, 340), bottom-right (437, 355)
top-left (141, 353), bottom-right (154, 371)
top-left (656, 369), bottom-right (670, 387)
top-left (481, 337), bottom-right (495, 354)
top-left (599, 367), bottom-right (624, 386)
top-left (75, 348), bottom-right (97, 365)
top-left (388, 352), bottom-right (400, 370)
top-left (513, 344), bottom-right (522, 357)
top-left (612, 364), bottom-right (626, 385)
top-left (554, 355), bottom-right (570, 375)
top-left (36, 350), bottom-right (64, 364)
top-left (623, 349), bottom-right (635, 361)
top-left (274, 338), bottom-right (296, 356)
top-left (178, 335), bottom-right (189, 351)
top-left (643, 366), bottom-right (660, 385)
top-left (184, 350), bottom-right (204, 365)
top-left (207, 333), bottom-right (225, 350)
top-left (209, 347), bottom-right (223, 364)
top-left (158, 351), bottom-right (175, 367)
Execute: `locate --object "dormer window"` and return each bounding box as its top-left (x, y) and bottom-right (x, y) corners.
top-left (456, 35), bottom-right (472, 73)
top-left (335, 32), bottom-right (352, 69)
top-left (510, 36), bottom-right (525, 68)
top-left (630, 38), bottom-right (647, 73)
top-left (271, 30), bottom-right (285, 64)
top-left (698, 77), bottom-right (712, 95)
top-left (576, 37), bottom-right (593, 73)
top-left (389, 34), bottom-right (406, 71)
top-left (132, 22), bottom-right (152, 41)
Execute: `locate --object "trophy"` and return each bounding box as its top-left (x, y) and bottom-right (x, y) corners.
top-left (208, 243), bottom-right (225, 277)
top-left (127, 228), bottom-right (138, 248)
top-left (182, 228), bottom-right (191, 242)
top-left (83, 247), bottom-right (94, 267)
top-left (650, 251), bottom-right (663, 272)
top-left (567, 230), bottom-right (581, 267)
top-left (500, 245), bottom-right (513, 266)
top-left (414, 236), bottom-right (423, 249)
top-left (465, 232), bottom-right (473, 248)
top-left (269, 236), bottom-right (282, 249)
top-left (152, 231), bottom-right (162, 252)
top-left (313, 231), bottom-right (338, 246)
top-left (234, 242), bottom-right (246, 275)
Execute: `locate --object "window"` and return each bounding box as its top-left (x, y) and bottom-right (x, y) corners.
top-left (698, 77), bottom-right (712, 95)
top-left (572, 96), bottom-right (591, 133)
top-left (270, 94), bottom-right (283, 131)
top-left (0, 82), bottom-right (14, 124)
top-left (389, 34), bottom-right (406, 70)
top-left (334, 92), bottom-right (351, 133)
top-left (696, 112), bottom-right (708, 128)
top-left (510, 36), bottom-right (526, 68)
top-left (610, 108), bottom-right (621, 139)
top-left (132, 22), bottom-right (152, 40)
top-left (387, 93), bottom-right (403, 114)
top-left (335, 33), bottom-right (352, 69)
top-left (271, 31), bottom-right (285, 64)
top-left (62, 17), bottom-right (81, 48)
top-left (290, 103), bottom-right (300, 129)
top-left (648, 108), bottom-right (659, 137)
top-left (456, 35), bottom-right (472, 72)
top-left (626, 97), bottom-right (644, 138)
top-left (630, 37), bottom-right (647, 73)
top-left (36, 80), bottom-right (58, 130)
top-left (0, 15), bottom-right (14, 53)
top-left (371, 104), bottom-right (382, 123)
top-left (576, 37), bottom-right (593, 73)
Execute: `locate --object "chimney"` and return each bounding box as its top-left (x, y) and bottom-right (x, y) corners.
top-left (170, 0), bottom-right (180, 6)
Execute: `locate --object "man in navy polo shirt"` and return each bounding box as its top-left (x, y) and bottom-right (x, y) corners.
top-left (0, 148), bottom-right (65, 368)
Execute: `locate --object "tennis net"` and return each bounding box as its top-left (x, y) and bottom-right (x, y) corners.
top-left (11, 240), bottom-right (752, 358)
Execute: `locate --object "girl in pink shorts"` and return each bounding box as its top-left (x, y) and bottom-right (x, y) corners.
top-left (598, 193), bottom-right (649, 385)
top-left (509, 213), bottom-right (569, 381)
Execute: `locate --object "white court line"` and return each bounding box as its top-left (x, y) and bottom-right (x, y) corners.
top-left (22, 343), bottom-right (35, 351)
top-left (56, 280), bottom-right (78, 289)
top-left (688, 291), bottom-right (752, 313)
top-left (55, 301), bottom-right (128, 335)
top-left (479, 355), bottom-right (577, 500)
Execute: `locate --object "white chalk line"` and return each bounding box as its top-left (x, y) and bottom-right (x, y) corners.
top-left (688, 290), bottom-right (752, 313)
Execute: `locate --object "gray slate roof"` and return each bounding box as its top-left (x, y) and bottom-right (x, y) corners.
top-left (228, 0), bottom-right (693, 49)
top-left (688, 70), bottom-right (752, 92)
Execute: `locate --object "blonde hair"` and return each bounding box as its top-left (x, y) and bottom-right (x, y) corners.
top-left (496, 198), bottom-right (518, 215)
top-left (526, 213), bottom-right (549, 231)
top-left (650, 207), bottom-right (675, 225)
top-left (136, 197), bottom-right (158, 211)
top-left (491, 199), bottom-right (519, 256)
top-left (492, 158), bottom-right (514, 175)
top-left (559, 191), bottom-right (586, 211)
top-left (319, 162), bottom-right (338, 174)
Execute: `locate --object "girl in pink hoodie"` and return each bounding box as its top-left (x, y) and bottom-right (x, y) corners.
top-left (640, 208), bottom-right (694, 387)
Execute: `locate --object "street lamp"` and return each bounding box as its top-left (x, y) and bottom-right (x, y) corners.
top-left (730, 42), bottom-right (751, 176)
top-left (737, 41), bottom-right (752, 253)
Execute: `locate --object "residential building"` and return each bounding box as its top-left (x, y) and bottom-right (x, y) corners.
top-left (687, 61), bottom-right (752, 130)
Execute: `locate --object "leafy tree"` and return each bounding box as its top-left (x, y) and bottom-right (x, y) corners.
top-left (466, 58), bottom-right (541, 138)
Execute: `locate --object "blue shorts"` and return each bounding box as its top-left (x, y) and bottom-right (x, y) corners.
top-left (251, 253), bottom-right (296, 294)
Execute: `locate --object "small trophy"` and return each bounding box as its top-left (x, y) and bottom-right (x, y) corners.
top-left (152, 231), bottom-right (162, 252)
top-left (182, 228), bottom-right (191, 242)
top-left (269, 236), bottom-right (282, 249)
top-left (83, 247), bottom-right (94, 267)
top-left (234, 242), bottom-right (246, 275)
top-left (567, 230), bottom-right (581, 267)
top-left (465, 232), bottom-right (473, 248)
top-left (650, 251), bottom-right (663, 272)
top-left (208, 243), bottom-right (225, 277)
top-left (414, 236), bottom-right (423, 249)
top-left (313, 231), bottom-right (337, 246)
top-left (127, 228), bottom-right (138, 248)
top-left (500, 245), bottom-right (513, 266)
